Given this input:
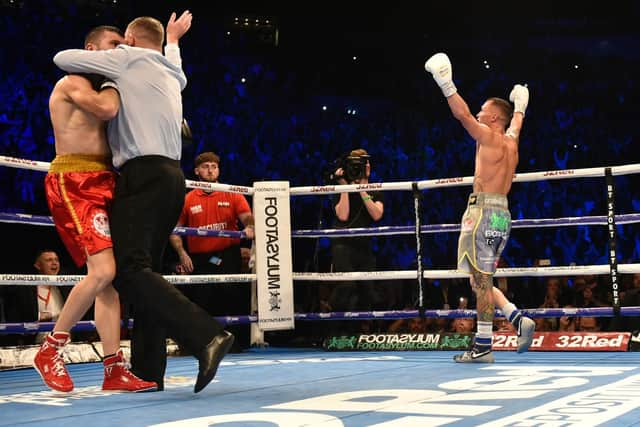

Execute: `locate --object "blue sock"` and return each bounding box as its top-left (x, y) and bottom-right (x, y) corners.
top-left (475, 321), bottom-right (493, 350)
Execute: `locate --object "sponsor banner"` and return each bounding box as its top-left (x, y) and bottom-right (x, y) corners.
top-left (323, 333), bottom-right (473, 351)
top-left (253, 181), bottom-right (295, 331)
top-left (323, 332), bottom-right (631, 352)
top-left (630, 330), bottom-right (640, 351)
top-left (493, 331), bottom-right (631, 352)
top-left (0, 343), bottom-right (101, 370)
top-left (0, 340), bottom-right (181, 370)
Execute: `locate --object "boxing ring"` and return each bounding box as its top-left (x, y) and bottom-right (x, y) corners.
top-left (1, 154), bottom-right (640, 426)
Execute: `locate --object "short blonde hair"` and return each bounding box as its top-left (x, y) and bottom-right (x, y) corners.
top-left (127, 16), bottom-right (164, 46)
top-left (487, 97), bottom-right (514, 129)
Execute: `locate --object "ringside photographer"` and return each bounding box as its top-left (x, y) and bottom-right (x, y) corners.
top-left (329, 148), bottom-right (385, 316)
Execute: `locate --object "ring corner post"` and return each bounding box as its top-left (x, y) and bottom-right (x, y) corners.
top-left (253, 181), bottom-right (295, 332)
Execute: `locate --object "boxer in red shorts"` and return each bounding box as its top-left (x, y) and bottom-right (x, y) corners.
top-left (45, 155), bottom-right (115, 268)
top-left (33, 25), bottom-right (160, 393)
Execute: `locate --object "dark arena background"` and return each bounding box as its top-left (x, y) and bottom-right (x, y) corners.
top-left (1, 1), bottom-right (640, 426)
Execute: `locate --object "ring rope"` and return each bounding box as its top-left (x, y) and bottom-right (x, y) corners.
top-left (292, 264), bottom-right (640, 280)
top-left (289, 163), bottom-right (640, 195)
top-left (4, 155), bottom-right (640, 194)
top-left (0, 155), bottom-right (253, 194)
top-left (291, 214), bottom-right (640, 238)
top-left (4, 263), bottom-right (640, 286)
top-left (2, 305), bottom-right (640, 335)
top-left (2, 154), bottom-right (640, 333)
top-left (0, 273), bottom-right (255, 286)
top-left (0, 212), bottom-right (248, 238)
top-left (3, 211), bottom-right (639, 238)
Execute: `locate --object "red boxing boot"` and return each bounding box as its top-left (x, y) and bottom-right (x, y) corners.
top-left (33, 331), bottom-right (73, 392)
top-left (102, 350), bottom-right (158, 392)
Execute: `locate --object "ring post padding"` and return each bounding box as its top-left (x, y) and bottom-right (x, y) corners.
top-left (253, 181), bottom-right (295, 331)
top-left (605, 167), bottom-right (621, 316)
top-left (412, 182), bottom-right (424, 315)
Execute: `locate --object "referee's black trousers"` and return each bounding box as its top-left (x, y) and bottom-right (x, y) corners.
top-left (110, 155), bottom-right (224, 388)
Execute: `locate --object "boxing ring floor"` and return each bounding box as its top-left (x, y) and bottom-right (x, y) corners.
top-left (1, 348), bottom-right (639, 427)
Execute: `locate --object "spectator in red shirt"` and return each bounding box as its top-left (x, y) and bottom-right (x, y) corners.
top-left (170, 151), bottom-right (254, 274)
top-left (169, 151), bottom-right (254, 349)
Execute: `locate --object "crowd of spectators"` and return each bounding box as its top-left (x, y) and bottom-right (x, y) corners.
top-left (1, 3), bottom-right (639, 344)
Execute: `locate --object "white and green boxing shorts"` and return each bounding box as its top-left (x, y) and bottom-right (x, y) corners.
top-left (457, 193), bottom-right (511, 275)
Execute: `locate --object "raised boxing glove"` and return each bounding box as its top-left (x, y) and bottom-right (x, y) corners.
top-left (509, 84), bottom-right (529, 116)
top-left (425, 52), bottom-right (457, 97)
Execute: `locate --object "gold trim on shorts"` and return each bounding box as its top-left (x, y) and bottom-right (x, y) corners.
top-left (49, 154), bottom-right (111, 173)
top-left (59, 173), bottom-right (83, 234)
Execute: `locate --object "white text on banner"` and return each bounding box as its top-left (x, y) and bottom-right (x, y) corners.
top-left (253, 181), bottom-right (295, 330)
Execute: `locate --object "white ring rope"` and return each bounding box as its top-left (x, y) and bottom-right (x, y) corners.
top-left (0, 155), bottom-right (253, 194)
top-left (0, 273), bottom-right (256, 286)
top-left (290, 163), bottom-right (640, 194)
top-left (3, 263), bottom-right (640, 286)
top-left (4, 154), bottom-right (640, 194)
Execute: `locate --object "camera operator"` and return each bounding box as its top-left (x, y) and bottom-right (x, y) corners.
top-left (330, 148), bottom-right (384, 313)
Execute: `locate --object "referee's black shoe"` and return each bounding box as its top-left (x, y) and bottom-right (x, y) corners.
top-left (194, 330), bottom-right (235, 393)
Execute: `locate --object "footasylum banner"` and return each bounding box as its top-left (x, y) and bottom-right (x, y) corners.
top-left (323, 333), bottom-right (472, 351)
top-left (323, 331), bottom-right (634, 352)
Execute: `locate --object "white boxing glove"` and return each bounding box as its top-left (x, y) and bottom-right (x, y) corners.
top-left (425, 52), bottom-right (457, 98)
top-left (509, 84), bottom-right (529, 116)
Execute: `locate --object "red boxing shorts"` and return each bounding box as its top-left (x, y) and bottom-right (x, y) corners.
top-left (45, 154), bottom-right (116, 267)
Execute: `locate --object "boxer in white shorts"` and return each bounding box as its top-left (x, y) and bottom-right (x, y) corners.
top-left (426, 52), bottom-right (536, 363)
top-left (458, 193), bottom-right (511, 275)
